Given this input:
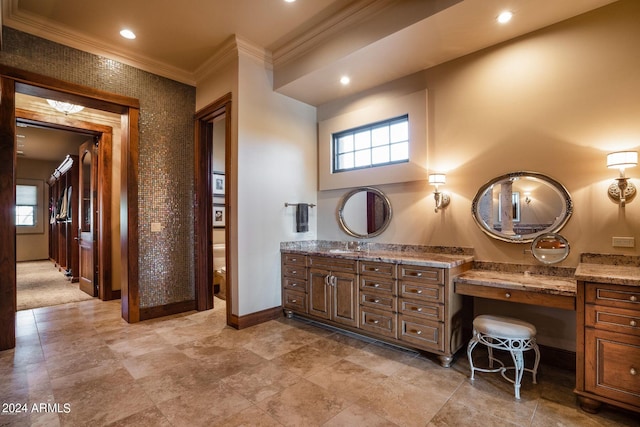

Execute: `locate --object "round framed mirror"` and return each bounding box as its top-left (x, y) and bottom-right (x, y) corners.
top-left (531, 233), bottom-right (570, 264)
top-left (338, 187), bottom-right (392, 238)
top-left (471, 171), bottom-right (573, 243)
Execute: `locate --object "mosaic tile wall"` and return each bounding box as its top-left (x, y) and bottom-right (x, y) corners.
top-left (1, 27), bottom-right (197, 308)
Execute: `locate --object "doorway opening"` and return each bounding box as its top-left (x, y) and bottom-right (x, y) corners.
top-left (0, 68), bottom-right (141, 351)
top-left (194, 93), bottom-right (233, 326)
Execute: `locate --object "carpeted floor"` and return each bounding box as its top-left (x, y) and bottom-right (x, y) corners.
top-left (16, 260), bottom-right (94, 311)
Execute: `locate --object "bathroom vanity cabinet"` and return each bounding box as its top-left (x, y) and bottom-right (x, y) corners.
top-left (281, 245), bottom-right (473, 367)
top-left (575, 261), bottom-right (640, 414)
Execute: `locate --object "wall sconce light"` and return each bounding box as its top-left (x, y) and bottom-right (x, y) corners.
top-left (524, 192), bottom-right (532, 205)
top-left (428, 173), bottom-right (450, 213)
top-left (607, 150), bottom-right (637, 207)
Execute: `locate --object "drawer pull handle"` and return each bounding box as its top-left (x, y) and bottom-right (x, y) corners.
top-left (505, 292), bottom-right (511, 298)
top-left (291, 283), bottom-right (297, 287)
top-left (291, 258), bottom-right (297, 262)
top-left (631, 295), bottom-right (638, 302)
top-left (373, 320), bottom-right (379, 324)
top-left (292, 270), bottom-right (297, 274)
top-left (631, 368), bottom-right (637, 376)
top-left (373, 268), bottom-right (380, 272)
top-left (631, 320), bottom-right (637, 327)
top-left (291, 299), bottom-right (297, 303)
top-left (416, 330), bottom-right (422, 335)
top-left (415, 273), bottom-right (423, 277)
top-left (374, 299), bottom-right (380, 303)
top-left (416, 290), bottom-right (423, 294)
top-left (413, 307), bottom-right (422, 312)
top-left (373, 283), bottom-right (380, 288)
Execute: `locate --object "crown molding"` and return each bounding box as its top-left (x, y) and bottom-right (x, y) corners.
top-left (271, 0), bottom-right (395, 68)
top-left (2, 0), bottom-right (196, 86)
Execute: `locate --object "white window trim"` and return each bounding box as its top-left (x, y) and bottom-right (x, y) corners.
top-left (318, 89), bottom-right (427, 191)
top-left (16, 178), bottom-right (44, 234)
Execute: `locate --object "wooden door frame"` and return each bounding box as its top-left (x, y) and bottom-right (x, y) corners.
top-left (194, 93), bottom-right (233, 326)
top-left (0, 66), bottom-right (140, 350)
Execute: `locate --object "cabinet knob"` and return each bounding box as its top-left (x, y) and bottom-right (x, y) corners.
top-left (416, 290), bottom-right (423, 294)
top-left (374, 268), bottom-right (380, 272)
top-left (631, 295), bottom-right (638, 302)
top-left (417, 307), bottom-right (423, 312)
top-left (291, 258), bottom-right (297, 262)
top-left (373, 320), bottom-right (379, 324)
top-left (631, 320), bottom-right (637, 327)
top-left (291, 299), bottom-right (297, 303)
top-left (291, 283), bottom-right (297, 287)
top-left (373, 283), bottom-right (380, 288)
top-left (416, 273), bottom-right (423, 277)
top-left (374, 299), bottom-right (380, 303)
top-left (505, 292), bottom-right (511, 298)
top-left (416, 330), bottom-right (422, 335)
top-left (631, 367), bottom-right (637, 376)
top-left (291, 270), bottom-right (297, 274)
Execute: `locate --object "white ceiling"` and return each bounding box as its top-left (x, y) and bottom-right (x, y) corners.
top-left (3, 0), bottom-right (618, 106)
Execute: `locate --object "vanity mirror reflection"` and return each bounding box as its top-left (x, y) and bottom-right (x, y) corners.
top-left (338, 186), bottom-right (392, 238)
top-left (472, 172), bottom-right (573, 243)
top-left (531, 233), bottom-right (570, 264)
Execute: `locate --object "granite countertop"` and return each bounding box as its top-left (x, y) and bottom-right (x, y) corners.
top-left (454, 269), bottom-right (577, 297)
top-left (574, 263), bottom-right (640, 286)
top-left (281, 241), bottom-right (474, 268)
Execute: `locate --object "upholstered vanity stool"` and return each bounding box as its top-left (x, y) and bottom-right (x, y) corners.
top-left (467, 314), bottom-right (540, 399)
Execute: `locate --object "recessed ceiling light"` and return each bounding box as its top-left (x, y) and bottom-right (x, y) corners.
top-left (120, 29), bottom-right (136, 39)
top-left (340, 76), bottom-right (350, 85)
top-left (284, 0), bottom-right (296, 3)
top-left (497, 11), bottom-right (513, 24)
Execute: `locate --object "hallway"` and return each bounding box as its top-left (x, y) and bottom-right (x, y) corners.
top-left (1, 298), bottom-right (636, 426)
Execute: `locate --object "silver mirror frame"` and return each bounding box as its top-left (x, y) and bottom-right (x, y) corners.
top-left (471, 171), bottom-right (573, 243)
top-left (531, 233), bottom-right (570, 264)
top-left (338, 186), bottom-right (393, 238)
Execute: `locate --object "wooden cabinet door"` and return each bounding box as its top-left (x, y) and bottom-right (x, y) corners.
top-left (332, 272), bottom-right (358, 328)
top-left (309, 268), bottom-right (330, 320)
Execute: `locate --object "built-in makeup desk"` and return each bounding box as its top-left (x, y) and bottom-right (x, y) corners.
top-left (454, 266), bottom-right (577, 311)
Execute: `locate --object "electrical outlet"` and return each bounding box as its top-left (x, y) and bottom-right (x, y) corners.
top-left (612, 237), bottom-right (635, 248)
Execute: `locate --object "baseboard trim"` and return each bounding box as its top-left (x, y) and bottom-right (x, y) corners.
top-left (229, 306), bottom-right (282, 330)
top-left (139, 300), bottom-right (196, 321)
top-left (539, 344), bottom-right (575, 371)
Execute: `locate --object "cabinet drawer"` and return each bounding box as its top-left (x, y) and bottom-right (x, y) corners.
top-left (283, 265), bottom-right (307, 280)
top-left (283, 277), bottom-right (307, 292)
top-left (399, 264), bottom-right (444, 285)
top-left (360, 276), bottom-right (396, 295)
top-left (585, 328), bottom-right (640, 408)
top-left (360, 290), bottom-right (396, 311)
top-left (359, 261), bottom-right (396, 278)
top-left (283, 289), bottom-right (307, 313)
top-left (585, 282), bottom-right (640, 310)
top-left (586, 305), bottom-right (640, 336)
top-left (399, 315), bottom-right (444, 352)
top-left (399, 281), bottom-right (444, 304)
top-left (309, 256), bottom-right (357, 273)
top-left (399, 299), bottom-right (443, 322)
top-left (359, 307), bottom-right (397, 339)
top-left (283, 253), bottom-right (306, 266)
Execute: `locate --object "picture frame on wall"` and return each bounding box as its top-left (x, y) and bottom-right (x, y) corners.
top-left (213, 172), bottom-right (225, 196)
top-left (213, 204), bottom-right (225, 228)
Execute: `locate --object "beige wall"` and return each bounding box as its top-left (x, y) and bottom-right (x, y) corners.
top-left (316, 1), bottom-right (640, 350)
top-left (16, 158), bottom-right (59, 261)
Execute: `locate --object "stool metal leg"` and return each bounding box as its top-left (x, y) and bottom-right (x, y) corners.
top-left (509, 350), bottom-right (525, 400)
top-left (467, 333), bottom-right (479, 381)
top-left (532, 343), bottom-right (540, 384)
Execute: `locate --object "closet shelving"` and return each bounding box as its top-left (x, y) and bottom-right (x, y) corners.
top-left (48, 155), bottom-right (79, 282)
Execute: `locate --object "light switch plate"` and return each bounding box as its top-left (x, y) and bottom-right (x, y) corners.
top-left (612, 236), bottom-right (635, 248)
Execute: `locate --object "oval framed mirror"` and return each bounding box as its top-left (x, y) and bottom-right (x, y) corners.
top-left (471, 171), bottom-right (573, 243)
top-left (531, 233), bottom-right (570, 264)
top-left (338, 186), bottom-right (392, 238)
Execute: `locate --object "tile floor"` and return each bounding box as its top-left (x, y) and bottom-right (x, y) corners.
top-left (1, 298), bottom-right (637, 426)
